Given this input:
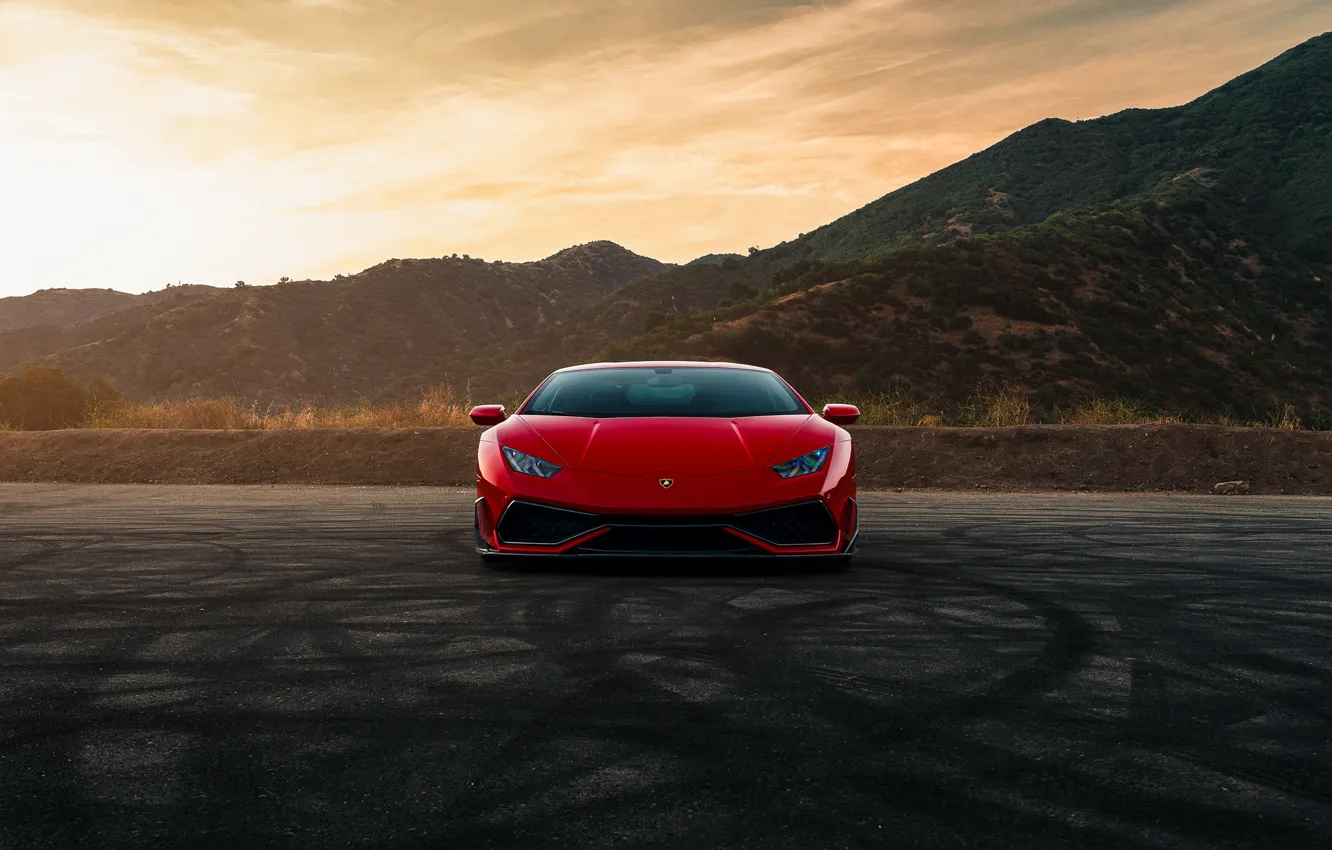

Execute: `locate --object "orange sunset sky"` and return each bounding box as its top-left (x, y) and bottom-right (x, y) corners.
top-left (2, 0), bottom-right (1330, 297)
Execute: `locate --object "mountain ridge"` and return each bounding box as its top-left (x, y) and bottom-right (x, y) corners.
top-left (0, 288), bottom-right (139, 332)
top-left (0, 242), bottom-right (669, 402)
top-left (758, 31), bottom-right (1332, 265)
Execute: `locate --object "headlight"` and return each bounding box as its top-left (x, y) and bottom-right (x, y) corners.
top-left (771, 446), bottom-right (830, 479)
top-left (502, 446), bottom-right (563, 478)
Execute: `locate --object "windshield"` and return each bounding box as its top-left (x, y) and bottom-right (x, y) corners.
top-left (521, 367), bottom-right (808, 418)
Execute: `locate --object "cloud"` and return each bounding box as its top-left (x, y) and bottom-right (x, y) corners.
top-left (2, 0), bottom-right (1330, 295)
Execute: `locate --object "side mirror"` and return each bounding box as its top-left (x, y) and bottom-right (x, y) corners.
top-left (469, 405), bottom-right (507, 427)
top-left (822, 403), bottom-right (860, 426)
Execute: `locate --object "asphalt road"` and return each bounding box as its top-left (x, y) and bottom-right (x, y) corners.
top-left (2, 485), bottom-right (1330, 849)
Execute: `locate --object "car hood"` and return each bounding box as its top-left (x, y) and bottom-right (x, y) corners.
top-left (516, 414), bottom-right (815, 475)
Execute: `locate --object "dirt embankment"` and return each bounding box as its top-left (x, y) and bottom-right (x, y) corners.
top-left (0, 425), bottom-right (1328, 493)
top-left (852, 425), bottom-right (1330, 493)
top-left (0, 429), bottom-right (478, 487)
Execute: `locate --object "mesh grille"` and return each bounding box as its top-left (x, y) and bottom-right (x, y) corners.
top-left (732, 501), bottom-right (838, 546)
top-left (497, 502), bottom-right (601, 545)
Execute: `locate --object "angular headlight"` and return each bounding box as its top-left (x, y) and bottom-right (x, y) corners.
top-left (771, 446), bottom-right (830, 479)
top-left (502, 446), bottom-right (563, 478)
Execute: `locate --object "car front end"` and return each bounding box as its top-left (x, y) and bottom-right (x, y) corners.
top-left (474, 446), bottom-right (857, 559)
top-left (470, 362), bottom-right (859, 561)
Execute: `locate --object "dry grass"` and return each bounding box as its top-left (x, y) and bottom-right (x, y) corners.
top-left (831, 386), bottom-right (1318, 429)
top-left (1054, 398), bottom-right (1183, 426)
top-left (88, 398), bottom-right (263, 430)
top-left (1266, 403), bottom-right (1303, 431)
top-left (838, 385), bottom-right (1032, 428)
top-left (955, 386), bottom-right (1033, 428)
top-left (845, 385), bottom-right (939, 427)
top-left (86, 385), bottom-right (473, 430)
top-left (37, 384), bottom-right (1320, 431)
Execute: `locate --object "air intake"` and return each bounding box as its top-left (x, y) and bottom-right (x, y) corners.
top-left (496, 502), bottom-right (602, 546)
top-left (731, 501), bottom-right (839, 546)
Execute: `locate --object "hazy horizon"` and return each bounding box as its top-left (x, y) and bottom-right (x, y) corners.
top-left (2, 0), bottom-right (1330, 298)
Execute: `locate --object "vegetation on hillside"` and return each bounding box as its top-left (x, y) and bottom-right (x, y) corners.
top-left (0, 368), bottom-right (1314, 431)
top-left (0, 365), bottom-right (121, 430)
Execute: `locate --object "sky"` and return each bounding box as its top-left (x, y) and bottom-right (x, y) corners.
top-left (1, 0), bottom-right (1329, 297)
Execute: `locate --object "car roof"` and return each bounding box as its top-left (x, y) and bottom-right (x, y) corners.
top-left (554, 360), bottom-right (772, 374)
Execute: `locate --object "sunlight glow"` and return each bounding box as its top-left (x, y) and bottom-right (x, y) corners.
top-left (0, 0), bottom-right (1328, 295)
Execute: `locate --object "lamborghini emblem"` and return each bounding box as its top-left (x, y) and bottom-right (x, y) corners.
top-left (659, 478), bottom-right (674, 489)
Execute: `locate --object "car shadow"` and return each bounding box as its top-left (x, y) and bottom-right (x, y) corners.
top-left (482, 554), bottom-right (851, 579)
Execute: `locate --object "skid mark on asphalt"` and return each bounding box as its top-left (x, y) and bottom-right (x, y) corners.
top-left (0, 488), bottom-right (1330, 847)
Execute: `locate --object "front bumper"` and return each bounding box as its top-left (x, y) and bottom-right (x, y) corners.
top-left (475, 497), bottom-right (858, 558)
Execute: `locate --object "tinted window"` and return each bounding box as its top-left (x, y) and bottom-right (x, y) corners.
top-left (522, 367), bottom-right (807, 418)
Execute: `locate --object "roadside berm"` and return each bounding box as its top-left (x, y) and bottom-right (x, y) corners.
top-left (0, 425), bottom-right (1327, 493)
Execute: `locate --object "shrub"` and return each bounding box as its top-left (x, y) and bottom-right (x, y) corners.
top-left (1266, 403), bottom-right (1303, 431)
top-left (951, 386), bottom-right (1033, 427)
top-left (831, 383), bottom-right (938, 427)
top-left (0, 365), bottom-right (108, 430)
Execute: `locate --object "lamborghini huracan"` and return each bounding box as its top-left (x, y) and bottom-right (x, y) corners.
top-left (469, 361), bottom-right (859, 560)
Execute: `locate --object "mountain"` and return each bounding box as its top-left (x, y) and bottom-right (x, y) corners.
top-left (599, 180), bottom-right (1330, 414)
top-left (0, 289), bottom-right (137, 332)
top-left (457, 33), bottom-right (1332, 419)
top-left (0, 242), bottom-right (669, 402)
top-left (0, 285), bottom-right (223, 377)
top-left (758, 32), bottom-right (1332, 266)
top-left (0, 285), bottom-right (230, 334)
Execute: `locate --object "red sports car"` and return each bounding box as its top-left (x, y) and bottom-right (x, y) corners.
top-left (469, 361), bottom-right (859, 561)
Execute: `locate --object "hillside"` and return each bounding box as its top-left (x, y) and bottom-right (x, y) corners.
top-left (758, 31), bottom-right (1332, 266)
top-left (510, 31), bottom-right (1332, 357)
top-left (0, 242), bottom-right (668, 403)
top-left (442, 34), bottom-right (1332, 420)
top-left (0, 285), bottom-right (227, 370)
top-left (0, 289), bottom-right (136, 331)
top-left (602, 181), bottom-right (1329, 415)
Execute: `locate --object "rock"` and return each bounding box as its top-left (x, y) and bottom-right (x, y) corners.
top-left (1212, 480), bottom-right (1251, 495)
